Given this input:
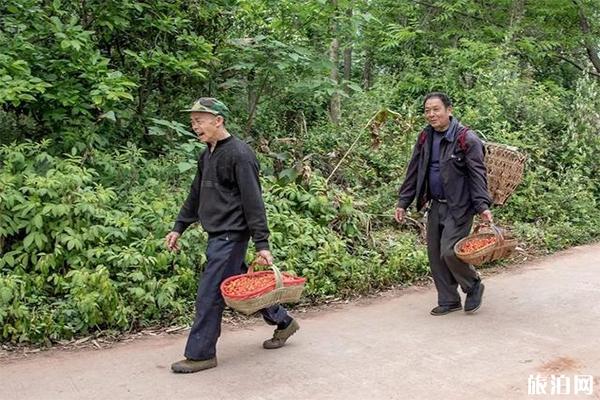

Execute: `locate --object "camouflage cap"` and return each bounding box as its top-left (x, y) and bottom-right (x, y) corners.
top-left (181, 97), bottom-right (230, 119)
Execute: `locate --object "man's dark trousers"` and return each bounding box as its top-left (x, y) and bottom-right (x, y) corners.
top-left (426, 199), bottom-right (480, 307)
top-left (184, 234), bottom-right (290, 360)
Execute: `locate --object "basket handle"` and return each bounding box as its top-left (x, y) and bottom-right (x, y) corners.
top-left (271, 265), bottom-right (284, 289)
top-left (247, 261), bottom-right (284, 289)
top-left (474, 223), bottom-right (505, 246)
top-left (248, 258), bottom-right (269, 274)
top-left (248, 260), bottom-right (258, 274)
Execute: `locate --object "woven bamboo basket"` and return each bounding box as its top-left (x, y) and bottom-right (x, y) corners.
top-left (484, 142), bottom-right (527, 206)
top-left (220, 265), bottom-right (306, 315)
top-left (454, 224), bottom-right (518, 266)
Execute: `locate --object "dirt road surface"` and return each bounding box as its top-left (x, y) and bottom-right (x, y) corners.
top-left (2, 244), bottom-right (599, 400)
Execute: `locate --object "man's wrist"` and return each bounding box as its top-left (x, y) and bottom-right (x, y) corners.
top-left (255, 240), bottom-right (270, 252)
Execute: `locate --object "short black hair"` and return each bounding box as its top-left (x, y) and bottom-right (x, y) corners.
top-left (423, 92), bottom-right (452, 109)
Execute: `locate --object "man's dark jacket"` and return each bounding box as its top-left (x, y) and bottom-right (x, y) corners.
top-left (173, 136), bottom-right (270, 251)
top-left (397, 117), bottom-right (491, 224)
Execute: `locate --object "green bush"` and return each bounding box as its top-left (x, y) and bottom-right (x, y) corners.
top-left (0, 141), bottom-right (433, 343)
top-left (0, 141), bottom-right (204, 342)
top-left (2, 0), bottom-right (600, 346)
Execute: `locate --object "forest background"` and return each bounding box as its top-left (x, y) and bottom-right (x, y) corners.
top-left (1, 0), bottom-right (599, 345)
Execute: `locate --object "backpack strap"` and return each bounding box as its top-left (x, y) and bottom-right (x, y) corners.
top-left (418, 130), bottom-right (427, 147)
top-left (457, 126), bottom-right (470, 152)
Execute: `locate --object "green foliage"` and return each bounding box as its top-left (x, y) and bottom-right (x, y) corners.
top-left (1, 0), bottom-right (600, 345)
top-left (0, 141), bottom-right (205, 342)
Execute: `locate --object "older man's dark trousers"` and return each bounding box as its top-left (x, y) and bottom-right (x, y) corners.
top-left (184, 235), bottom-right (291, 360)
top-left (427, 200), bottom-right (480, 307)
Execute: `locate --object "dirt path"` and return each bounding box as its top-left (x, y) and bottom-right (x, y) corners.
top-left (2, 244), bottom-right (600, 400)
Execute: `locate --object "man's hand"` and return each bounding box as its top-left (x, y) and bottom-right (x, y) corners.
top-left (394, 207), bottom-right (406, 224)
top-left (165, 231), bottom-right (181, 252)
top-left (256, 250), bottom-right (274, 266)
top-left (480, 209), bottom-right (493, 223)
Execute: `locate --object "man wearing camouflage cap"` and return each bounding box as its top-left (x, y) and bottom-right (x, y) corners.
top-left (166, 98), bottom-right (299, 373)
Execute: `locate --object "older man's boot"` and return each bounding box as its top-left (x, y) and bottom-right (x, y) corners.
top-left (171, 357), bottom-right (217, 373)
top-left (263, 319), bottom-right (299, 349)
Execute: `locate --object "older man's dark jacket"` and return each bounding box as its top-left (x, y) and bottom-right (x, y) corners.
top-left (397, 117), bottom-right (491, 224)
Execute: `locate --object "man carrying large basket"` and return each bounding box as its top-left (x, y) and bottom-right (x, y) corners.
top-left (165, 97), bottom-right (299, 374)
top-left (394, 92), bottom-right (493, 316)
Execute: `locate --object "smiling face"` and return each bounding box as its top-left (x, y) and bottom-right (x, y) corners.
top-left (424, 97), bottom-right (453, 132)
top-left (190, 112), bottom-right (224, 144)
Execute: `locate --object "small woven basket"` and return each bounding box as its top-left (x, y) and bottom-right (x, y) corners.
top-left (484, 142), bottom-right (527, 205)
top-left (220, 264), bottom-right (306, 315)
top-left (454, 224), bottom-right (518, 266)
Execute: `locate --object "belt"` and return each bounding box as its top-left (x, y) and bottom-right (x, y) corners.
top-left (208, 230), bottom-right (250, 242)
top-left (432, 198), bottom-right (447, 203)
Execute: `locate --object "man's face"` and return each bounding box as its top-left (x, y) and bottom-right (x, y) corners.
top-left (424, 97), bottom-right (452, 132)
top-left (190, 112), bottom-right (223, 143)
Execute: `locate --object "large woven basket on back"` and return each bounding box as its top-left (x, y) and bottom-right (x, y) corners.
top-left (454, 224), bottom-right (518, 266)
top-left (220, 264), bottom-right (306, 316)
top-left (484, 142), bottom-right (527, 205)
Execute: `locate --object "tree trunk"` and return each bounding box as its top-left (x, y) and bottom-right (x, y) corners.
top-left (574, 0), bottom-right (600, 74)
top-left (343, 8), bottom-right (353, 94)
top-left (245, 73), bottom-right (267, 135)
top-left (329, 0), bottom-right (341, 125)
top-left (329, 38), bottom-right (341, 124)
top-left (509, 0), bottom-right (525, 28)
top-left (343, 47), bottom-right (352, 93)
top-left (247, 71), bottom-right (258, 115)
top-left (502, 0), bottom-right (525, 47)
top-left (362, 49), bottom-right (373, 90)
top-left (343, 46), bottom-right (352, 78)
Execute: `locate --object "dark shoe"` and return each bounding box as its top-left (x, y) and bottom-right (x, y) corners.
top-left (465, 281), bottom-right (485, 314)
top-left (263, 319), bottom-right (299, 349)
top-left (430, 304), bottom-right (462, 316)
top-left (171, 357), bottom-right (217, 373)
